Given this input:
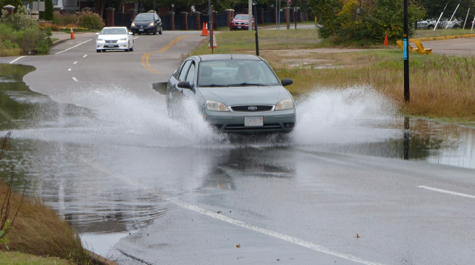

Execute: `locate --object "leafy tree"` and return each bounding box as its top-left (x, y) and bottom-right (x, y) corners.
top-left (312, 0), bottom-right (425, 43)
top-left (1, 0), bottom-right (23, 10)
top-left (417, 0), bottom-right (474, 20)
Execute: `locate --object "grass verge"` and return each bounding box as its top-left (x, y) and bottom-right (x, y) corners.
top-left (192, 28), bottom-right (475, 122)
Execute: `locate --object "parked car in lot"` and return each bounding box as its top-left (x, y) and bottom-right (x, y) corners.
top-left (416, 19), bottom-right (437, 29)
top-left (230, 14), bottom-right (255, 30)
top-left (96, 27), bottom-right (134, 52)
top-left (163, 54), bottom-right (296, 134)
top-left (130, 12), bottom-right (162, 35)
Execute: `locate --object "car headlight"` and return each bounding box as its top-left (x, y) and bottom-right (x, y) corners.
top-left (275, 99), bottom-right (294, 110)
top-left (148, 22), bottom-right (155, 27)
top-left (97, 38), bottom-right (104, 41)
top-left (206, 100), bottom-right (230, 112)
top-left (119, 38), bottom-right (127, 41)
top-left (131, 22), bottom-right (136, 27)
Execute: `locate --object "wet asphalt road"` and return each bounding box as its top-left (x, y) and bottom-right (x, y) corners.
top-left (1, 32), bottom-right (475, 265)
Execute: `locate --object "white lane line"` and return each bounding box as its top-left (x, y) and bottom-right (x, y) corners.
top-left (9, 56), bottom-right (26, 64)
top-left (73, 61), bottom-right (78, 64)
top-left (56, 39), bottom-right (92, 55)
top-left (418, 186), bottom-right (475, 199)
top-left (83, 54), bottom-right (88, 58)
top-left (68, 69), bottom-right (71, 71)
top-left (72, 77), bottom-right (78, 82)
top-left (81, 157), bottom-right (385, 265)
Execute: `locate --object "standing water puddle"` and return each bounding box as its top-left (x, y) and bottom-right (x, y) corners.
top-left (1, 63), bottom-right (475, 253)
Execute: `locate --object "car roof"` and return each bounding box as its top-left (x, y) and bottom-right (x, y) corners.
top-left (197, 54), bottom-right (262, 62)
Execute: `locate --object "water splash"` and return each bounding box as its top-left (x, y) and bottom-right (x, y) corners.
top-left (292, 85), bottom-right (399, 145)
top-left (6, 84), bottom-right (399, 149)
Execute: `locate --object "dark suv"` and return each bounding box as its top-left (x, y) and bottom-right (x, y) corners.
top-left (131, 12), bottom-right (162, 35)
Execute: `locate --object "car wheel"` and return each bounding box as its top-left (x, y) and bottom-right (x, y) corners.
top-left (138, 32), bottom-right (141, 35)
top-left (153, 27), bottom-right (157, 35)
top-left (159, 28), bottom-right (162, 35)
top-left (130, 47), bottom-right (133, 52)
top-left (96, 49), bottom-right (100, 53)
top-left (124, 48), bottom-right (129, 52)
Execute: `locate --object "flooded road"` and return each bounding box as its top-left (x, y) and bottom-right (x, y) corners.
top-left (1, 63), bottom-right (475, 264)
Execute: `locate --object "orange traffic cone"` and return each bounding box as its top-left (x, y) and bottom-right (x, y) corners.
top-left (201, 23), bottom-right (209, 36)
top-left (384, 34), bottom-right (388, 46)
top-left (70, 27), bottom-right (75, 39)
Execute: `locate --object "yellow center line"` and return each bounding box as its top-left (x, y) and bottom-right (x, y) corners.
top-left (142, 35), bottom-right (191, 75)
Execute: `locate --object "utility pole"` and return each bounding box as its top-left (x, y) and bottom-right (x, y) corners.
top-left (286, 0), bottom-right (290, 29)
top-left (404, 0), bottom-right (409, 102)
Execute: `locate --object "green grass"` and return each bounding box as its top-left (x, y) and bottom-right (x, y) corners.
top-left (0, 251), bottom-right (73, 264)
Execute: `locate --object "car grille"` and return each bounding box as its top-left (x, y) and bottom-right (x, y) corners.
top-left (235, 22), bottom-right (247, 25)
top-left (224, 124), bottom-right (282, 131)
top-left (105, 40), bottom-right (118, 43)
top-left (230, 105), bottom-right (273, 112)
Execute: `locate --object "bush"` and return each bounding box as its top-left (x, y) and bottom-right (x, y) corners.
top-left (0, 6), bottom-right (51, 55)
top-left (52, 13), bottom-right (77, 26)
top-left (76, 11), bottom-right (104, 29)
top-left (16, 27), bottom-right (51, 54)
top-left (312, 0), bottom-right (426, 43)
top-left (0, 6), bottom-right (37, 31)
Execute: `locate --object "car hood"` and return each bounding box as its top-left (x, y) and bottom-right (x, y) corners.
top-left (198, 86), bottom-right (292, 106)
top-left (133, 21), bottom-right (154, 25)
top-left (98, 34), bottom-right (128, 40)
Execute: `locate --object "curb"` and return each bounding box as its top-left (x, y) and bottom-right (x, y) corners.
top-left (87, 250), bottom-right (119, 265)
top-left (411, 33), bottom-right (475, 42)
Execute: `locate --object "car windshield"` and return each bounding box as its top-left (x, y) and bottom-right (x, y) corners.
top-left (135, 14), bottom-right (154, 21)
top-left (234, 15), bottom-right (249, 20)
top-left (101, 28), bottom-right (127, 35)
top-left (198, 60), bottom-right (280, 87)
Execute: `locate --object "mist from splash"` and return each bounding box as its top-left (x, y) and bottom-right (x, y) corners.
top-left (7, 84), bottom-right (399, 148)
top-left (292, 85), bottom-right (399, 146)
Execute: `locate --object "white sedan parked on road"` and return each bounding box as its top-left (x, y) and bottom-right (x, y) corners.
top-left (96, 27), bottom-right (134, 52)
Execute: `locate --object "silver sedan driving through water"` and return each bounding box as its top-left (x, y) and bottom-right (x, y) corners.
top-left (165, 54), bottom-right (296, 134)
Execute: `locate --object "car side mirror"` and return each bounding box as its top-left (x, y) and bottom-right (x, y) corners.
top-left (177, 81), bottom-right (192, 89)
top-left (281, 78), bottom-right (293, 86)
top-left (152, 82), bottom-right (168, 95)
top-left (129, 32), bottom-right (133, 35)
top-left (95, 33), bottom-right (100, 36)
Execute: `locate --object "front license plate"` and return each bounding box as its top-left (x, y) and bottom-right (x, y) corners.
top-left (237, 26), bottom-right (241, 29)
top-left (244, 117), bottom-right (263, 127)
top-left (139, 29), bottom-right (144, 31)
top-left (108, 44), bottom-right (115, 47)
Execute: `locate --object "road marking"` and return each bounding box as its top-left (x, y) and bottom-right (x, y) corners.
top-left (83, 55), bottom-right (87, 58)
top-left (80, 156), bottom-right (385, 265)
top-left (141, 35), bottom-right (190, 75)
top-left (56, 39), bottom-right (91, 55)
top-left (68, 69), bottom-right (71, 71)
top-left (142, 53), bottom-right (163, 75)
top-left (418, 186), bottom-right (475, 199)
top-left (73, 61), bottom-right (78, 64)
top-left (72, 77), bottom-right (78, 82)
top-left (9, 56), bottom-right (26, 64)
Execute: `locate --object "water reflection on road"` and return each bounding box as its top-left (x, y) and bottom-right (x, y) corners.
top-left (1, 63), bottom-right (475, 242)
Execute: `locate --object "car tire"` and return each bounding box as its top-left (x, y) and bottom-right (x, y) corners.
top-left (124, 48), bottom-right (129, 52)
top-left (96, 49), bottom-right (100, 53)
top-left (130, 47), bottom-right (133, 52)
top-left (159, 28), bottom-right (162, 35)
top-left (153, 27), bottom-right (157, 35)
top-left (138, 32), bottom-right (141, 35)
